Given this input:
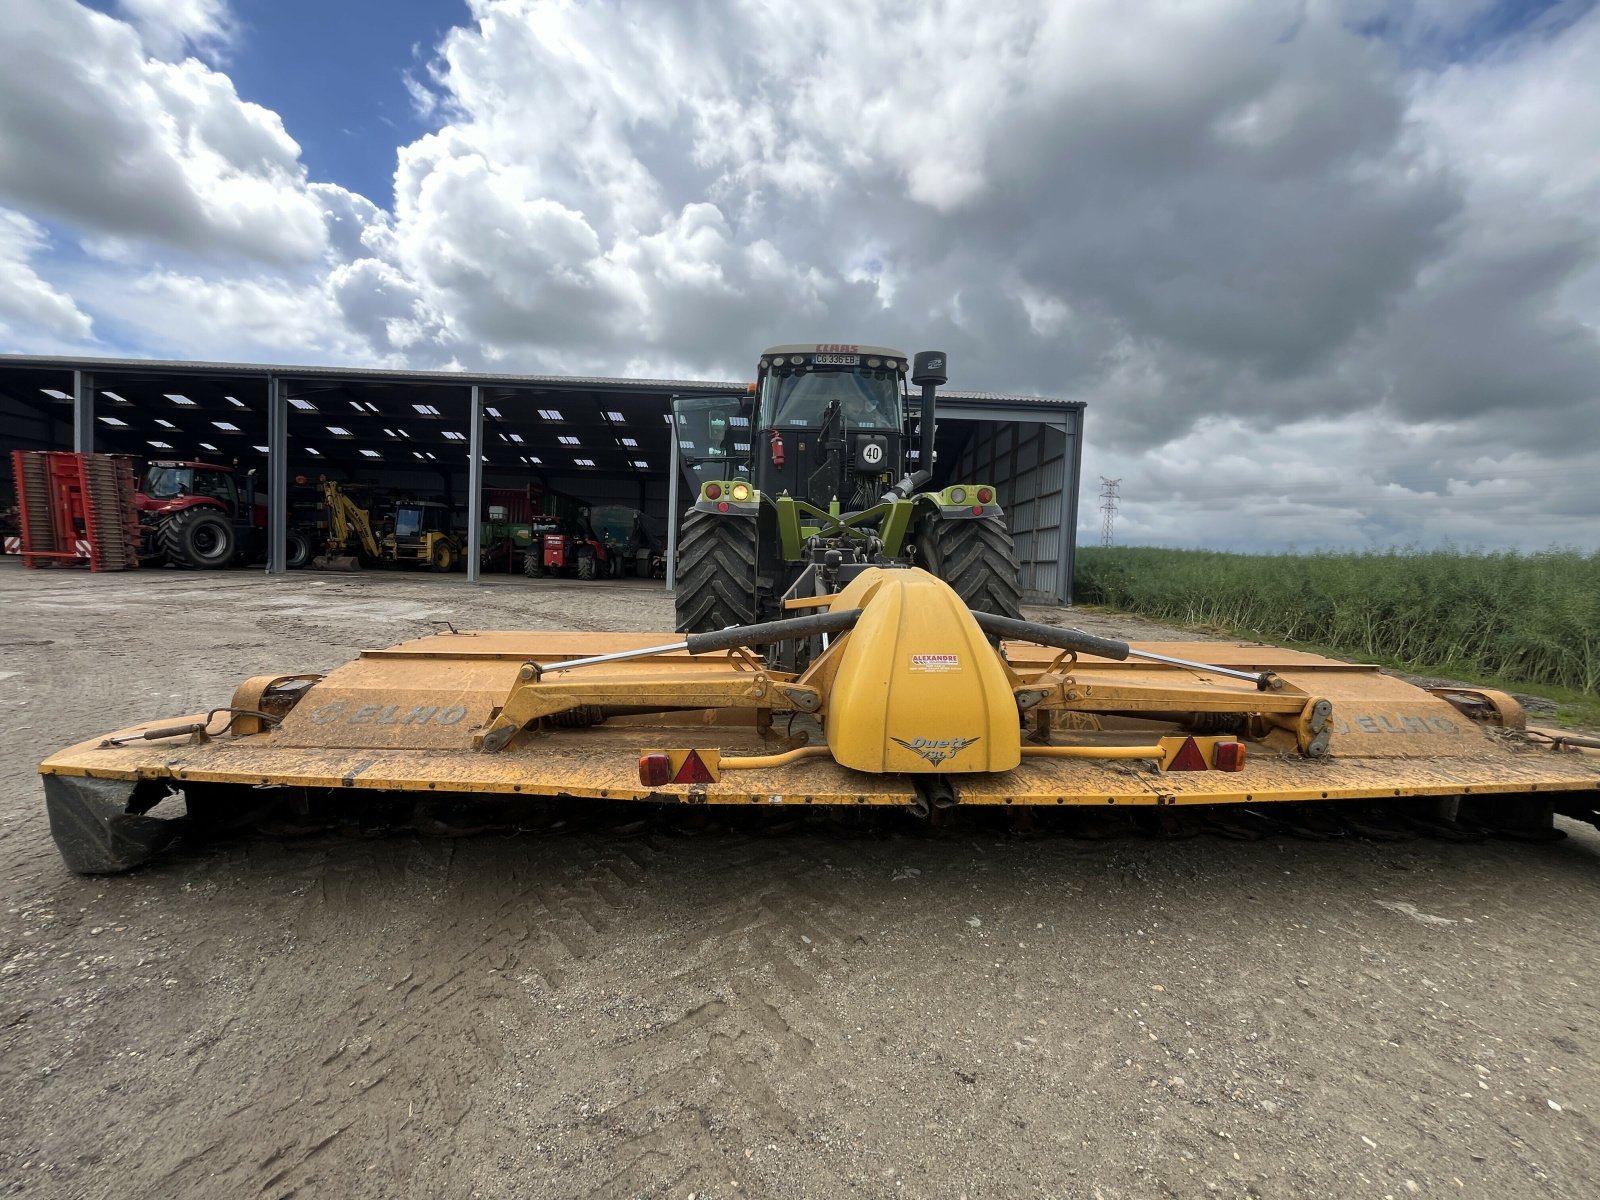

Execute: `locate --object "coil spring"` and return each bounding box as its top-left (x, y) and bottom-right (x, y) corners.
top-left (1185, 712), bottom-right (1248, 737)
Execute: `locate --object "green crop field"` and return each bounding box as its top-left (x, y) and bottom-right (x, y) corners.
top-left (1073, 547), bottom-right (1600, 708)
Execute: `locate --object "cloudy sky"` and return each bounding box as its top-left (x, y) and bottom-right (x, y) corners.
top-left (2, 0), bottom-right (1597, 552)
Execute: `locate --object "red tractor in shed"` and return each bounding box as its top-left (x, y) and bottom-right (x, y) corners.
top-left (136, 460), bottom-right (311, 569)
top-left (523, 521), bottom-right (620, 580)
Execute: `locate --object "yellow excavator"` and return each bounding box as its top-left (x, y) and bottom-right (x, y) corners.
top-left (313, 480), bottom-right (461, 572)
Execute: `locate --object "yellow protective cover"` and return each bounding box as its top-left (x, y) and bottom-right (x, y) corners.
top-left (823, 568), bottom-right (1022, 773)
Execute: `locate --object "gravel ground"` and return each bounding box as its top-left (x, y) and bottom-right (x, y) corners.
top-left (1, 559), bottom-right (1596, 1200)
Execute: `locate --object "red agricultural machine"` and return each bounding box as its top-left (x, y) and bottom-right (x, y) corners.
top-left (136, 460), bottom-right (314, 569)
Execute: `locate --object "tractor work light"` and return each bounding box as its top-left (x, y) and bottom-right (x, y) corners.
top-left (949, 487), bottom-right (967, 503)
top-left (730, 482), bottom-right (752, 502)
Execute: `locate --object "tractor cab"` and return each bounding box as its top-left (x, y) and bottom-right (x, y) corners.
top-left (139, 462), bottom-right (242, 514)
top-left (393, 501), bottom-right (450, 545)
top-left (754, 344), bottom-right (908, 512)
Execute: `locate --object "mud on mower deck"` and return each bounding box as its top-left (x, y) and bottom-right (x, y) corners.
top-left (39, 569), bottom-right (1600, 873)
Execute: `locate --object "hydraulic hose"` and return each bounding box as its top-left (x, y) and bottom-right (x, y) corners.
top-left (685, 608), bottom-right (863, 654)
top-left (972, 611), bottom-right (1276, 689)
top-left (970, 612), bottom-right (1131, 661)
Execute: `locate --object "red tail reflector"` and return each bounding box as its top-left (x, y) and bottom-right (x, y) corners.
top-left (971, 505), bottom-right (984, 515)
top-left (1213, 741), bottom-right (1247, 772)
top-left (705, 483), bottom-right (723, 500)
top-left (672, 750), bottom-right (716, 785)
top-left (977, 487), bottom-right (994, 503)
top-left (1167, 736), bottom-right (1209, 772)
top-left (639, 753), bottom-right (671, 787)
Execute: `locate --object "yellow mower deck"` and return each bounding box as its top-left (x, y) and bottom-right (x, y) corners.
top-left (39, 568), bottom-right (1600, 872)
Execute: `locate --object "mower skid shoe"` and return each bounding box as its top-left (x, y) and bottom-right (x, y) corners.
top-left (43, 775), bottom-right (188, 875)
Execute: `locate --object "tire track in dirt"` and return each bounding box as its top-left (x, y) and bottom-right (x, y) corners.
top-left (521, 836), bottom-right (873, 1198)
top-left (150, 832), bottom-right (666, 1199)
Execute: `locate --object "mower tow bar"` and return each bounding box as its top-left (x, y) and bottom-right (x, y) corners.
top-left (970, 612), bottom-right (1280, 692)
top-left (534, 608), bottom-right (865, 676)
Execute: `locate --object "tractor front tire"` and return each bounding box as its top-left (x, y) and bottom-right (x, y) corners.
top-left (674, 510), bottom-right (758, 633)
top-left (915, 513), bottom-right (1023, 619)
top-left (523, 552), bottom-right (544, 578)
top-left (158, 509), bottom-right (237, 570)
top-left (576, 552), bottom-right (597, 581)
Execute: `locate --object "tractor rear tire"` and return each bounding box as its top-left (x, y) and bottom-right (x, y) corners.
top-left (158, 509), bottom-right (237, 570)
top-left (576, 552), bottom-right (597, 581)
top-left (674, 510), bottom-right (758, 633)
top-left (916, 513), bottom-right (1023, 619)
top-left (286, 530), bottom-right (311, 569)
top-left (430, 542), bottom-right (456, 573)
top-left (523, 551), bottom-right (544, 578)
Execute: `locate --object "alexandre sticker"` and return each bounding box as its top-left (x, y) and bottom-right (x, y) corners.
top-left (909, 653), bottom-right (961, 673)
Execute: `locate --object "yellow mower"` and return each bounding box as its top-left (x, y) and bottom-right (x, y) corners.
top-left (38, 566), bottom-right (1600, 873)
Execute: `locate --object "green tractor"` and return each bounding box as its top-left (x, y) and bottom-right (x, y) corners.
top-left (672, 343), bottom-right (1022, 636)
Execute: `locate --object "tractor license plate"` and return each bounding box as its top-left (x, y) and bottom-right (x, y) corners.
top-left (815, 354), bottom-right (859, 366)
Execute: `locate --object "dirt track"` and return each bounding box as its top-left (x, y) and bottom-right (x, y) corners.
top-left (2, 560), bottom-right (1597, 1199)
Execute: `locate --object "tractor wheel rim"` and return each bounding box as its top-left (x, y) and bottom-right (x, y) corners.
top-left (195, 526), bottom-right (223, 557)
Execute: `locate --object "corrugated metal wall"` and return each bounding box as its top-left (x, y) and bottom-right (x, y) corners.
top-left (947, 410), bottom-right (1080, 605)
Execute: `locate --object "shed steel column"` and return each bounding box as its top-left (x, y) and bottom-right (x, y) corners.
top-left (664, 399), bottom-right (681, 590)
top-left (467, 385), bottom-right (483, 583)
top-left (1061, 411), bottom-right (1083, 606)
top-left (266, 376), bottom-right (288, 574)
top-left (72, 370), bottom-right (94, 454)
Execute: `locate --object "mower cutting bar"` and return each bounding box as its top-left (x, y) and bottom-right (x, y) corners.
top-left (35, 565), bottom-right (1600, 874)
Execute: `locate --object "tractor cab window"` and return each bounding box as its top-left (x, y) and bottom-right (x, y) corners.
top-left (143, 466), bottom-right (194, 499)
top-left (194, 472), bottom-right (237, 507)
top-left (762, 368), bottom-right (901, 431)
top-left (670, 393), bottom-right (752, 489)
top-left (396, 505), bottom-right (448, 537)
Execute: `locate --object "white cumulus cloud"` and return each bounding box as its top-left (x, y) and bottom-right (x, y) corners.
top-left (117, 0), bottom-right (238, 60)
top-left (0, 208), bottom-right (93, 343)
top-left (0, 0), bottom-right (324, 263)
top-left (3, 0), bottom-right (1599, 552)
